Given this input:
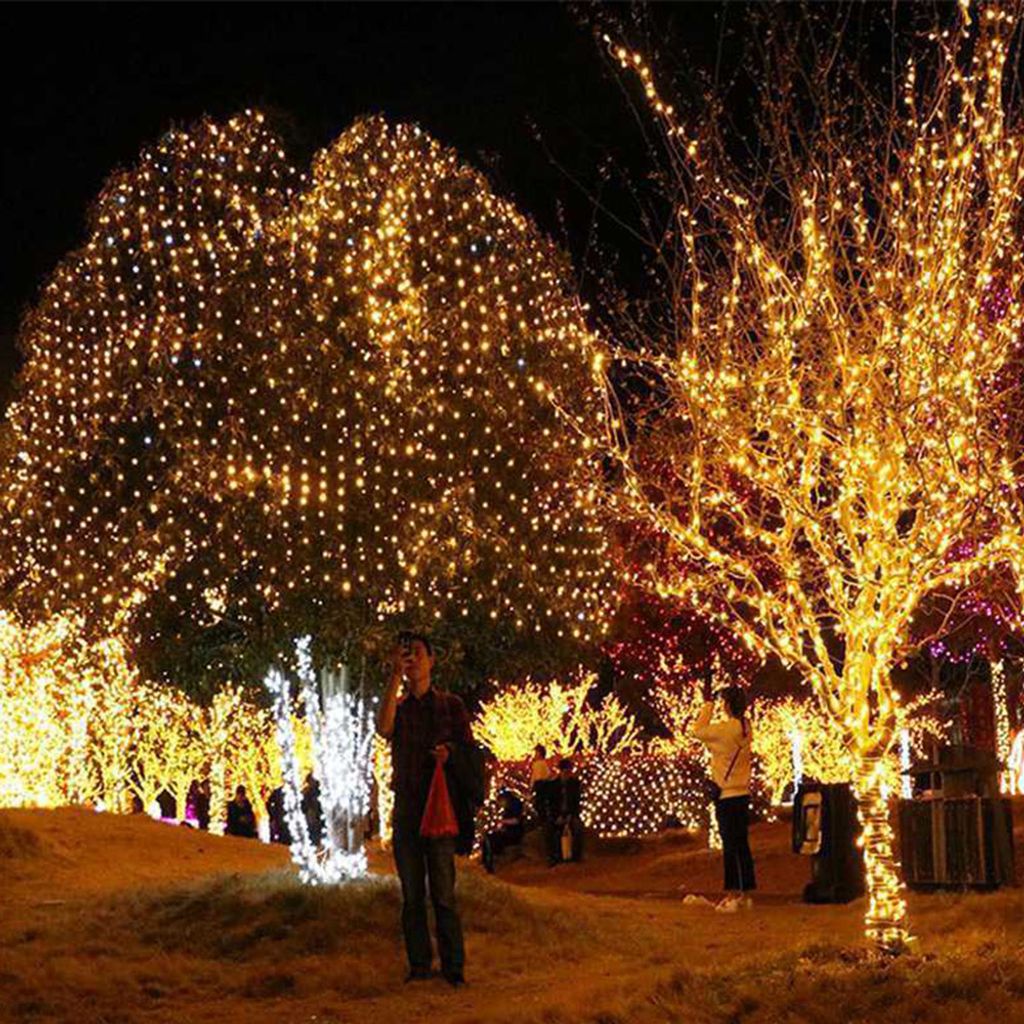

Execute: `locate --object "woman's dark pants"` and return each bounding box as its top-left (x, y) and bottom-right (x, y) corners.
top-left (714, 795), bottom-right (757, 892)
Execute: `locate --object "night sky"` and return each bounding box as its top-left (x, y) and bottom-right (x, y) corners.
top-left (1, 2), bottom-right (734, 407)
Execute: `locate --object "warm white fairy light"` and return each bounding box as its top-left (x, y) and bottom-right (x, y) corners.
top-left (1008, 729), bottom-right (1024, 796)
top-left (992, 660), bottom-right (1012, 793)
top-left (0, 612), bottom-right (139, 810)
top-left (474, 673), bottom-right (640, 762)
top-left (580, 753), bottom-right (706, 838)
top-left (601, 3), bottom-right (1024, 953)
top-left (373, 736), bottom-right (394, 849)
top-left (1, 111), bottom-right (615, 691)
top-left (265, 637), bottom-right (374, 884)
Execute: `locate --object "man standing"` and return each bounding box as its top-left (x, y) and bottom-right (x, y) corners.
top-left (544, 757), bottom-right (583, 865)
top-left (376, 632), bottom-right (473, 987)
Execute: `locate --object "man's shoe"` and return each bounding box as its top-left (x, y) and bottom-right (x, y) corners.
top-left (405, 968), bottom-right (433, 982)
top-left (443, 971), bottom-right (465, 988)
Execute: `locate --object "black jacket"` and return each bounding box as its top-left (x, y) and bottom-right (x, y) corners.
top-left (540, 777), bottom-right (581, 821)
top-left (226, 798), bottom-right (257, 838)
top-left (446, 739), bottom-right (487, 855)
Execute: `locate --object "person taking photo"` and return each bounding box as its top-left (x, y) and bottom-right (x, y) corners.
top-left (376, 631), bottom-right (473, 987)
top-left (692, 675), bottom-right (756, 911)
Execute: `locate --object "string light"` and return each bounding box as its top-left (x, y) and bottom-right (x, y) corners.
top-left (265, 637), bottom-right (374, 884)
top-left (600, 4), bottom-right (1024, 952)
top-left (790, 728), bottom-right (804, 800)
top-left (992, 660), bottom-right (1012, 793)
top-left (372, 736), bottom-right (394, 849)
top-left (581, 754), bottom-right (705, 838)
top-left (265, 659), bottom-right (327, 882)
top-left (900, 728), bottom-right (913, 800)
top-left (0, 612), bottom-right (136, 809)
top-left (0, 613), bottom-right (287, 831)
top-left (1, 113), bottom-right (615, 688)
top-left (1007, 728), bottom-right (1024, 796)
top-left (474, 672), bottom-right (641, 762)
top-left (296, 637), bottom-right (375, 878)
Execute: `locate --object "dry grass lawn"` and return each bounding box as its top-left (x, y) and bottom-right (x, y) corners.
top-left (2, 805), bottom-right (1023, 1023)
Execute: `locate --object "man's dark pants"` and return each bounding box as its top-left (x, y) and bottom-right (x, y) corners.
top-left (392, 817), bottom-right (465, 975)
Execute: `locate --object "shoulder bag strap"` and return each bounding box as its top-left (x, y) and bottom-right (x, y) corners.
top-left (723, 741), bottom-right (743, 783)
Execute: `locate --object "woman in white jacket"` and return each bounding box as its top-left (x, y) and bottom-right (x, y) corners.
top-left (692, 684), bottom-right (756, 910)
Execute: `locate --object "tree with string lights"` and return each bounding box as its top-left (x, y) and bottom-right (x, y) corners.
top-left (0, 611), bottom-right (140, 810)
top-left (597, 4), bottom-right (1024, 952)
top-left (607, 586), bottom-right (761, 736)
top-left (0, 113), bottom-right (615, 691)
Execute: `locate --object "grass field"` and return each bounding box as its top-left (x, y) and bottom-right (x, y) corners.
top-left (2, 805), bottom-right (1023, 1023)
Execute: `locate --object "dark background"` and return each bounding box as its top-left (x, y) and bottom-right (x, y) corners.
top-left (0, 2), bottom-right (737, 408)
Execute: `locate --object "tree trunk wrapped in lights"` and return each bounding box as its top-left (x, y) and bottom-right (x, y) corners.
top-left (991, 660), bottom-right (1013, 792)
top-left (372, 737), bottom-right (394, 849)
top-left (597, 3), bottom-right (1024, 953)
top-left (265, 637), bottom-right (375, 884)
top-left (857, 758), bottom-right (907, 955)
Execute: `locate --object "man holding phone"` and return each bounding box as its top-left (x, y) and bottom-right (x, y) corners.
top-left (376, 631), bottom-right (473, 987)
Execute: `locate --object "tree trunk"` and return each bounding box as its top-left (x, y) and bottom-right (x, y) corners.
top-left (208, 759), bottom-right (228, 836)
top-left (854, 757), bottom-right (909, 954)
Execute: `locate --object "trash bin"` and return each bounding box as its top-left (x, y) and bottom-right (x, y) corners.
top-left (793, 782), bottom-right (865, 903)
top-left (900, 746), bottom-right (1015, 889)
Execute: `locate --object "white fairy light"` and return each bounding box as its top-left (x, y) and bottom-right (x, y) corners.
top-left (266, 637), bottom-right (375, 884)
top-left (789, 727), bottom-right (804, 802)
top-left (899, 728), bottom-right (913, 800)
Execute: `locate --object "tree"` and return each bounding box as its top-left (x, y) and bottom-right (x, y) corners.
top-left (87, 635), bottom-right (141, 812)
top-left (606, 587), bottom-right (762, 733)
top-left (127, 683), bottom-right (188, 814)
top-left (0, 611), bottom-right (137, 809)
top-left (597, 5), bottom-right (1024, 952)
top-left (157, 689), bottom-right (207, 820)
top-left (1, 113), bottom-right (616, 692)
top-left (474, 672), bottom-right (640, 762)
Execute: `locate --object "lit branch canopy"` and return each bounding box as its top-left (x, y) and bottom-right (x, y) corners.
top-left (601, 5), bottom-right (1024, 952)
top-left (1, 114), bottom-right (614, 684)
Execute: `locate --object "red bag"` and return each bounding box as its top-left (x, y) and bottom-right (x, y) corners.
top-left (420, 758), bottom-right (459, 839)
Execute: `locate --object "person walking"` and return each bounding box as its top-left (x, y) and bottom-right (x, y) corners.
top-left (376, 631), bottom-right (474, 988)
top-left (692, 680), bottom-right (756, 911)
